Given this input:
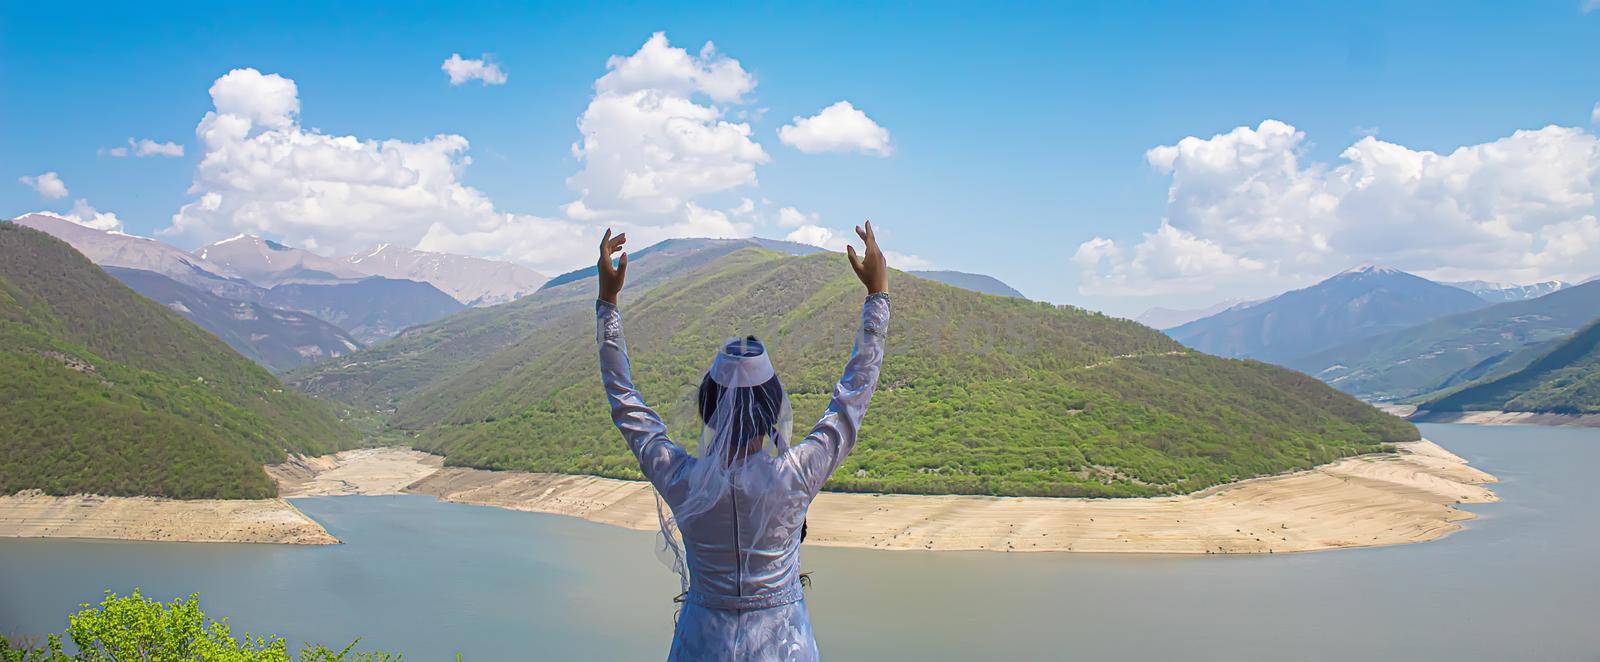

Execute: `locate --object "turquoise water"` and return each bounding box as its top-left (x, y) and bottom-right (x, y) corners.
top-left (2, 424), bottom-right (1597, 660)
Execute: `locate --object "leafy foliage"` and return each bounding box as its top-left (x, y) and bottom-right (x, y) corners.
top-left (1424, 316), bottom-right (1600, 414)
top-left (308, 244), bottom-right (1413, 498)
top-left (0, 223), bottom-right (356, 498)
top-left (0, 590), bottom-right (396, 661)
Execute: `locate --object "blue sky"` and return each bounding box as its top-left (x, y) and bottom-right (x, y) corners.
top-left (4, 1), bottom-right (1598, 316)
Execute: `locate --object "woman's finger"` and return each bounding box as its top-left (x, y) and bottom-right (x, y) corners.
top-left (617, 251), bottom-right (628, 276)
top-left (855, 225), bottom-right (868, 242)
top-left (600, 228), bottom-right (612, 255)
top-left (847, 245), bottom-right (864, 276)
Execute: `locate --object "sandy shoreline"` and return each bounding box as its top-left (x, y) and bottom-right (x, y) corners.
top-left (0, 490), bottom-right (337, 545)
top-left (297, 442), bottom-right (1497, 554)
top-left (1409, 409), bottom-right (1600, 428)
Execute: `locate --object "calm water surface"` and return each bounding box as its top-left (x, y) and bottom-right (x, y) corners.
top-left (2, 424), bottom-right (1597, 660)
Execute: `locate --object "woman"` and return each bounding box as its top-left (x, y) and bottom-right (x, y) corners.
top-left (595, 222), bottom-right (891, 660)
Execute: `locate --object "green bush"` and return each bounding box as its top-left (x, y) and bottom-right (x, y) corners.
top-left (0, 590), bottom-right (397, 661)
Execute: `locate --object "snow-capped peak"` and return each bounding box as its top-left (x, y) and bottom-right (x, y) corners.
top-left (1337, 262), bottom-right (1404, 276)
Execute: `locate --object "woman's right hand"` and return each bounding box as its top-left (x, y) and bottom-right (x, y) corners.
top-left (847, 221), bottom-right (888, 294)
top-left (598, 229), bottom-right (627, 305)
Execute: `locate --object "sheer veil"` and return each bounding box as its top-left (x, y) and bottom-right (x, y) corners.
top-left (656, 336), bottom-right (797, 595)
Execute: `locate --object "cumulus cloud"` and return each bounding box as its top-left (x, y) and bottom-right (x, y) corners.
top-left (783, 221), bottom-right (930, 269)
top-left (105, 138), bottom-right (185, 158)
top-left (1585, 0), bottom-right (1600, 14)
top-left (776, 206), bottom-right (818, 228)
top-left (1074, 119), bottom-right (1600, 295)
top-left (19, 171), bottom-right (69, 199)
top-left (563, 32), bottom-right (768, 224)
top-left (778, 101), bottom-right (892, 156)
top-left (442, 53), bottom-right (508, 86)
top-left (164, 67), bottom-right (588, 272)
top-left (784, 224), bottom-right (840, 249)
top-left (64, 199), bottom-right (124, 232)
top-left (1592, 101), bottom-right (1599, 125)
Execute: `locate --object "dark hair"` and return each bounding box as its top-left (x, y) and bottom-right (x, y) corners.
top-left (697, 336), bottom-right (785, 463)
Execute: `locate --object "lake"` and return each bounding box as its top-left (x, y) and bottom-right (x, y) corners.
top-left (2, 423), bottom-right (1597, 660)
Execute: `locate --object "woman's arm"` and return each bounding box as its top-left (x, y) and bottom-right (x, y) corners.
top-left (794, 221), bottom-right (891, 496)
top-left (595, 230), bottom-right (687, 490)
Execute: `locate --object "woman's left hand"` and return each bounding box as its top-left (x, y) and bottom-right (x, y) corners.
top-left (598, 229), bottom-right (627, 304)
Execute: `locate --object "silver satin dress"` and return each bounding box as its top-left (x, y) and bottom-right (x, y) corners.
top-left (597, 293), bottom-right (890, 661)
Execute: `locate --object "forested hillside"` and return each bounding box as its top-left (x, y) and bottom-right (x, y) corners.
top-left (1423, 317), bottom-right (1600, 415)
top-left (298, 242), bottom-right (1414, 498)
top-left (0, 223), bottom-right (354, 498)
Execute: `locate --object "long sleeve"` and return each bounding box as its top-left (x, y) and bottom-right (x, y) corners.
top-left (597, 300), bottom-right (689, 492)
top-left (793, 293), bottom-right (890, 496)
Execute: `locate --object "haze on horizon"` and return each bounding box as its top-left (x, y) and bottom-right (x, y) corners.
top-left (4, 1), bottom-right (1599, 317)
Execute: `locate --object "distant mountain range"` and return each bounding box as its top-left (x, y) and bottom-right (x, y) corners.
top-left (13, 214), bottom-right (486, 362)
top-left (1135, 298), bottom-right (1259, 330)
top-left (0, 222), bottom-right (353, 499)
top-left (196, 235), bottom-right (548, 307)
top-left (106, 266), bottom-right (362, 372)
top-left (259, 277), bottom-right (465, 344)
top-left (1421, 316), bottom-right (1600, 415)
top-left (294, 237), bottom-right (1412, 498)
top-left (1290, 280), bottom-right (1600, 402)
top-left (1444, 279), bottom-right (1569, 303)
top-left (907, 270), bottom-right (1025, 298)
top-left (1167, 264), bottom-right (1489, 364)
top-left (342, 243), bottom-right (546, 307)
top-left (13, 214), bottom-right (259, 300)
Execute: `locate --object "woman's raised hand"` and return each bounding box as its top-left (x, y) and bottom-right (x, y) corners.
top-left (598, 229), bottom-right (627, 305)
top-left (846, 221), bottom-right (888, 294)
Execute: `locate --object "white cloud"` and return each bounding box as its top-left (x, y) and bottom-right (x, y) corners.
top-left (783, 222), bottom-right (930, 269)
top-left (164, 67), bottom-right (588, 273)
top-left (104, 138), bottom-right (184, 158)
top-left (209, 68), bottom-right (299, 130)
top-left (776, 206), bottom-right (817, 227)
top-left (564, 33), bottom-right (768, 226)
top-left (1074, 119), bottom-right (1600, 295)
top-left (19, 171), bottom-right (69, 199)
top-left (441, 54), bottom-right (508, 86)
top-left (64, 199), bottom-right (124, 232)
top-left (884, 251), bottom-right (930, 270)
top-left (784, 224), bottom-right (841, 249)
top-left (778, 101), bottom-right (892, 156)
top-left (1592, 101), bottom-right (1599, 124)
top-left (1584, 0), bottom-right (1600, 14)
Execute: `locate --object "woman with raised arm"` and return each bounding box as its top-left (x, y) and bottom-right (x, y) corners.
top-left (595, 223), bottom-right (891, 661)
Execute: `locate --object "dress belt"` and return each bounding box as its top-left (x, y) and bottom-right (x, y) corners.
top-left (684, 583), bottom-right (804, 611)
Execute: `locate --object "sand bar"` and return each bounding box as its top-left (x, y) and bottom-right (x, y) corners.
top-left (1410, 409), bottom-right (1600, 428)
top-left (315, 442), bottom-right (1497, 554)
top-left (0, 490), bottom-right (337, 545)
top-left (269, 447), bottom-right (444, 497)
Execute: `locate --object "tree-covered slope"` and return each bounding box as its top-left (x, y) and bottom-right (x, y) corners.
top-left (1288, 280), bottom-right (1600, 402)
top-left (305, 244), bottom-right (1414, 498)
top-left (0, 223), bottom-right (355, 498)
top-left (1422, 316), bottom-right (1600, 415)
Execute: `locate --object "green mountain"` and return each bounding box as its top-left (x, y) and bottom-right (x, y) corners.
top-left (1422, 317), bottom-right (1600, 414)
top-left (1288, 280), bottom-right (1600, 402)
top-left (106, 266), bottom-right (363, 372)
top-left (0, 223), bottom-right (354, 499)
top-left (296, 241), bottom-right (1413, 498)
